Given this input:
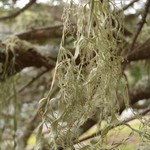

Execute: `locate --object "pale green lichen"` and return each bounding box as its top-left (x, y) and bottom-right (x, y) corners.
top-left (39, 0), bottom-right (131, 149)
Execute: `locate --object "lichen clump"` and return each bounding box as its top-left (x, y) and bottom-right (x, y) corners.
top-left (40, 0), bottom-right (126, 149)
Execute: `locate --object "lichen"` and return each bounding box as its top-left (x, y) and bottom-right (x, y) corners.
top-left (39, 0), bottom-right (128, 149)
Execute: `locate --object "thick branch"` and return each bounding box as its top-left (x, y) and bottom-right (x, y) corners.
top-left (127, 39), bottom-right (150, 62)
top-left (119, 77), bottom-right (150, 113)
top-left (17, 25), bottom-right (65, 41)
top-left (16, 23), bottom-right (131, 41)
top-left (121, 89), bottom-right (150, 112)
top-left (130, 89), bottom-right (150, 105)
top-left (0, 36), bottom-right (56, 78)
top-left (0, 0), bottom-right (36, 21)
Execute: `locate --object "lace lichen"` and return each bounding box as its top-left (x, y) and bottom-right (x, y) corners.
top-left (39, 0), bottom-right (129, 149)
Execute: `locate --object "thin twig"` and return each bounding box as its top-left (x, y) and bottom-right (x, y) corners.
top-left (8, 69), bottom-right (49, 101)
top-left (123, 0), bottom-right (139, 11)
top-left (130, 0), bottom-right (150, 51)
top-left (0, 0), bottom-right (36, 21)
top-left (116, 0), bottom-right (139, 13)
top-left (76, 107), bottom-right (150, 144)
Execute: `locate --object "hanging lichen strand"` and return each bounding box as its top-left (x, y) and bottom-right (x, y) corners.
top-left (40, 0), bottom-right (125, 149)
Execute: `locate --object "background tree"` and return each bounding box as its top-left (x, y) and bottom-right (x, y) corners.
top-left (0, 0), bottom-right (150, 150)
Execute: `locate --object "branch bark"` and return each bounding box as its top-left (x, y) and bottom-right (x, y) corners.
top-left (122, 0), bottom-right (139, 11)
top-left (0, 36), bottom-right (55, 79)
top-left (130, 0), bottom-right (150, 51)
top-left (17, 25), bottom-right (65, 41)
top-left (127, 39), bottom-right (150, 62)
top-left (0, 0), bottom-right (36, 21)
top-left (16, 23), bottom-right (131, 42)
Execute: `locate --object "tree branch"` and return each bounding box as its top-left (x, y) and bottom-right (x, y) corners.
top-left (0, 0), bottom-right (36, 21)
top-left (127, 39), bottom-right (150, 62)
top-left (119, 80), bottom-right (150, 113)
top-left (130, 0), bottom-right (150, 51)
top-left (122, 0), bottom-right (139, 11)
top-left (16, 23), bottom-right (131, 42)
top-left (0, 36), bottom-right (56, 79)
top-left (17, 25), bottom-right (65, 40)
top-left (7, 69), bottom-right (49, 101)
top-left (76, 107), bottom-right (150, 144)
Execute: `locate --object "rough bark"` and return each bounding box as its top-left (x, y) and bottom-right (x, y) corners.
top-left (0, 36), bottom-right (56, 78)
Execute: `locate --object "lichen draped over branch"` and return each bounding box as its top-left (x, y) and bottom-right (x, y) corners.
top-left (0, 36), bottom-right (55, 81)
top-left (39, 0), bottom-right (127, 149)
